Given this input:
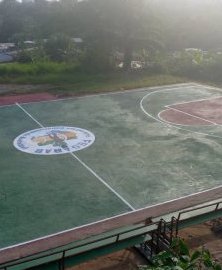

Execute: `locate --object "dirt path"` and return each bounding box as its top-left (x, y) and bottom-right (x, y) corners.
top-left (179, 220), bottom-right (222, 263)
top-left (69, 248), bottom-right (147, 270)
top-left (69, 221), bottom-right (222, 270)
top-left (0, 84), bottom-right (53, 95)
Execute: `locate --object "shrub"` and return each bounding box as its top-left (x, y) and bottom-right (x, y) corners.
top-left (139, 238), bottom-right (221, 270)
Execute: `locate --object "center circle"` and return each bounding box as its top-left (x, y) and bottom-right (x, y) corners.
top-left (13, 126), bottom-right (95, 155)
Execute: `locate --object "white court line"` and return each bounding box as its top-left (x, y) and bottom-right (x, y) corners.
top-left (140, 87), bottom-right (222, 139)
top-left (157, 110), bottom-right (212, 127)
top-left (165, 105), bottom-right (217, 126)
top-left (165, 95), bottom-right (222, 107)
top-left (1, 82), bottom-right (220, 110)
top-left (2, 183), bottom-right (222, 252)
top-left (17, 83), bottom-right (194, 106)
top-left (0, 83), bottom-right (194, 109)
top-left (69, 152), bottom-right (135, 210)
top-left (15, 103), bottom-right (44, 128)
top-left (15, 102), bottom-right (135, 211)
top-left (193, 83), bottom-right (222, 91)
top-left (1, 82), bottom-right (221, 251)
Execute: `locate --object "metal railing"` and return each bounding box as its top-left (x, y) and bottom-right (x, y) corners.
top-left (0, 222), bottom-right (157, 270)
top-left (1, 200), bottom-right (222, 270)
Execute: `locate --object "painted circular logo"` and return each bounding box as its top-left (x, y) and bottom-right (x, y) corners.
top-left (13, 126), bottom-right (95, 155)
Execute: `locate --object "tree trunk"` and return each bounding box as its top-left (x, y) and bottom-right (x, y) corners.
top-left (123, 42), bottom-right (132, 71)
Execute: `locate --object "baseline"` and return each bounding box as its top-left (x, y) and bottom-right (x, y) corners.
top-left (165, 96), bottom-right (222, 107)
top-left (0, 83), bottom-right (193, 109)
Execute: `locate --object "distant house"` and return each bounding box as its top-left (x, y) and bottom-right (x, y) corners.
top-left (185, 48), bottom-right (202, 52)
top-left (0, 43), bottom-right (16, 53)
top-left (24, 41), bottom-right (35, 46)
top-left (71, 38), bottom-right (83, 43)
top-left (0, 53), bottom-right (14, 63)
top-left (42, 38), bottom-right (83, 43)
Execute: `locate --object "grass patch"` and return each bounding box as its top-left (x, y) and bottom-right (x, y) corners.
top-left (0, 62), bottom-right (187, 95)
top-left (0, 62), bottom-right (77, 77)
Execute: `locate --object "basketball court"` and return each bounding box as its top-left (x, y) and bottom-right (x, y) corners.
top-left (1, 82), bottom-right (222, 267)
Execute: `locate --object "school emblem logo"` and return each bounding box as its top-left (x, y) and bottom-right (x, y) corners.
top-left (13, 126), bottom-right (95, 155)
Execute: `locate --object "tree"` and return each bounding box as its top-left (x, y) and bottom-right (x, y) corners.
top-left (43, 33), bottom-right (78, 62)
top-left (78, 0), bottom-right (163, 70)
top-left (0, 0), bottom-right (23, 42)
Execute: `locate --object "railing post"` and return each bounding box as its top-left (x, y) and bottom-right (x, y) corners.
top-left (215, 203), bottom-right (220, 211)
top-left (116, 234), bottom-right (120, 242)
top-left (59, 251), bottom-right (65, 270)
top-left (170, 217), bottom-right (174, 243)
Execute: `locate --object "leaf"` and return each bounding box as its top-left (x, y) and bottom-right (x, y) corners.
top-left (180, 255), bottom-right (190, 263)
top-left (171, 238), bottom-right (180, 248)
top-left (173, 266), bottom-right (184, 270)
top-left (186, 262), bottom-right (197, 269)
top-left (178, 239), bottom-right (190, 256)
top-left (203, 257), bottom-right (213, 268)
top-left (214, 264), bottom-right (222, 270)
top-left (190, 250), bottom-right (201, 262)
top-left (154, 251), bottom-right (174, 263)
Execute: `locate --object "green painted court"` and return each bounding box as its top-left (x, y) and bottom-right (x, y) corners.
top-left (1, 82), bottom-right (222, 252)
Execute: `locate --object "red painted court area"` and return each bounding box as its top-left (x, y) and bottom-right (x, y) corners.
top-left (0, 92), bottom-right (56, 106)
top-left (159, 97), bottom-right (222, 126)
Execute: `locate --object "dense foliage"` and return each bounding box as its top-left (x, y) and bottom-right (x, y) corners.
top-left (1, 0), bottom-right (222, 83)
top-left (0, 0), bottom-right (163, 70)
top-left (139, 238), bottom-right (222, 270)
top-left (1, 0), bottom-right (222, 49)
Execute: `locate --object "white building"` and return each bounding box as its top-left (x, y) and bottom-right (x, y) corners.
top-left (0, 43), bottom-right (15, 53)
